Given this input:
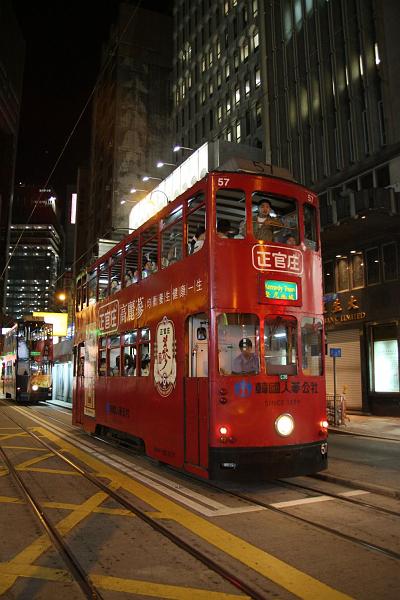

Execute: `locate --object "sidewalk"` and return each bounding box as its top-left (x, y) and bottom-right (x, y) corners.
top-left (329, 413), bottom-right (400, 441)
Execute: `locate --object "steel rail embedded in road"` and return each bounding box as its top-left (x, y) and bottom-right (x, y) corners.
top-left (0, 407), bottom-right (268, 600)
top-left (0, 443), bottom-right (104, 600)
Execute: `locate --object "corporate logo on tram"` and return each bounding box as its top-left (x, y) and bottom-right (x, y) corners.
top-left (234, 380), bottom-right (253, 398)
top-left (252, 244), bottom-right (303, 275)
top-left (154, 316), bottom-right (177, 397)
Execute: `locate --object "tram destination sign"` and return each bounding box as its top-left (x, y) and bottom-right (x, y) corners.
top-left (265, 280), bottom-right (298, 301)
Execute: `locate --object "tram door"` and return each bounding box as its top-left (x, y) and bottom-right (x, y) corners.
top-left (74, 343), bottom-right (85, 424)
top-left (184, 314), bottom-right (209, 469)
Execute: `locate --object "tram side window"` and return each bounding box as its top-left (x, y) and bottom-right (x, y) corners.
top-left (161, 208), bottom-right (183, 268)
top-left (75, 285), bottom-right (81, 312)
top-left (139, 328), bottom-right (151, 376)
top-left (187, 194), bottom-right (206, 255)
top-left (301, 318), bottom-right (323, 376)
top-left (109, 335), bottom-right (121, 376)
top-left (125, 239), bottom-right (139, 286)
top-left (81, 283), bottom-right (87, 309)
top-left (187, 313), bottom-right (209, 377)
top-left (88, 270), bottom-right (97, 305)
top-left (304, 203), bottom-right (319, 250)
top-left (141, 225), bottom-right (158, 278)
top-left (217, 313), bottom-right (260, 375)
top-left (98, 261), bottom-right (109, 300)
top-left (98, 337), bottom-right (106, 376)
top-left (110, 250), bottom-right (122, 293)
top-left (123, 331), bottom-right (137, 376)
top-left (251, 192), bottom-right (298, 244)
top-left (216, 189), bottom-right (246, 239)
top-left (264, 316), bottom-right (297, 375)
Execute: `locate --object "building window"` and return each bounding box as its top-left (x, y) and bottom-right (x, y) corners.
top-left (366, 247), bottom-right (380, 285)
top-left (241, 41), bottom-right (249, 62)
top-left (208, 47), bottom-right (213, 67)
top-left (336, 257), bottom-right (350, 292)
top-left (255, 66), bottom-right (261, 87)
top-left (226, 95), bottom-right (231, 115)
top-left (225, 62), bottom-right (230, 80)
top-left (216, 39), bottom-right (221, 60)
top-left (209, 80), bottom-right (214, 96)
top-left (234, 51), bottom-right (239, 71)
top-left (235, 85), bottom-right (240, 105)
top-left (382, 242), bottom-right (398, 281)
top-left (244, 76), bottom-right (250, 97)
top-left (252, 0), bottom-right (258, 18)
top-left (323, 261), bottom-right (334, 294)
top-left (217, 103), bottom-right (222, 124)
top-left (253, 30), bottom-right (259, 50)
top-left (351, 252), bottom-right (364, 289)
top-left (371, 323), bottom-right (399, 393)
top-left (217, 70), bottom-right (222, 88)
top-left (235, 121), bottom-right (241, 142)
top-left (255, 101), bottom-right (262, 127)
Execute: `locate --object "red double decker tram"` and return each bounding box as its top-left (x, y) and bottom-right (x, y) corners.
top-left (73, 166), bottom-right (328, 480)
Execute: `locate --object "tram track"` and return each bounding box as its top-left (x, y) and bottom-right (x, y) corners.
top-left (0, 406), bottom-right (271, 600)
top-left (3, 401), bottom-right (400, 582)
top-left (199, 480), bottom-right (400, 562)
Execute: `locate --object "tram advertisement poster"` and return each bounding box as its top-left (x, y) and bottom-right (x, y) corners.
top-left (154, 316), bottom-right (177, 397)
top-left (84, 324), bottom-right (97, 417)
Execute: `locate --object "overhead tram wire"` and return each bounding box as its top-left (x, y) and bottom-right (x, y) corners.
top-left (0, 0), bottom-right (144, 312)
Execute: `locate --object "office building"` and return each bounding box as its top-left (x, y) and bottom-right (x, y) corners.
top-left (173, 0), bottom-right (400, 414)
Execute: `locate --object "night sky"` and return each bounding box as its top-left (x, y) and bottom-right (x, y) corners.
top-left (11, 0), bottom-right (172, 199)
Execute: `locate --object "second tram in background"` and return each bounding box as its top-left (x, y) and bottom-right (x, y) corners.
top-left (73, 163), bottom-right (328, 480)
top-left (1, 319), bottom-right (53, 403)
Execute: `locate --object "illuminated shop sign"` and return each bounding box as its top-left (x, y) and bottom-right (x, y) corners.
top-left (265, 280), bottom-right (298, 300)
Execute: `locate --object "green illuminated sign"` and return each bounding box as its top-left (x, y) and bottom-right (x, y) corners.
top-left (265, 280), bottom-right (298, 301)
top-left (30, 351), bottom-right (41, 356)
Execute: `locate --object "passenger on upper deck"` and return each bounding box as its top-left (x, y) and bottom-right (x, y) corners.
top-left (191, 226), bottom-right (206, 253)
top-left (217, 219), bottom-right (231, 238)
top-left (111, 278), bottom-right (120, 293)
top-left (252, 199), bottom-right (282, 241)
top-left (142, 258), bottom-right (157, 278)
top-left (232, 338), bottom-right (259, 375)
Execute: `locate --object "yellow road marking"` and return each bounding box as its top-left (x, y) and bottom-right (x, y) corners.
top-left (0, 495), bottom-right (23, 504)
top-left (0, 490), bottom-right (109, 595)
top-left (0, 432), bottom-right (28, 442)
top-left (16, 452), bottom-right (55, 469)
top-left (92, 573), bottom-right (249, 599)
top-left (1, 445), bottom-right (48, 451)
top-left (17, 466), bottom-right (81, 476)
top-left (31, 426), bottom-right (353, 600)
top-left (0, 562), bottom-right (72, 583)
top-left (0, 562), bottom-right (247, 599)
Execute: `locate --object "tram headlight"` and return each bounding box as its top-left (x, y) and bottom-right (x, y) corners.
top-left (32, 384), bottom-right (39, 391)
top-left (275, 413), bottom-right (295, 437)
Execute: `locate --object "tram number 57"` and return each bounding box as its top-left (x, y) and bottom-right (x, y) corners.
top-left (218, 177), bottom-right (231, 187)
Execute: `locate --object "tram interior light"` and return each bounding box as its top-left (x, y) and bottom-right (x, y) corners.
top-left (32, 384), bottom-right (39, 391)
top-left (219, 426), bottom-right (228, 435)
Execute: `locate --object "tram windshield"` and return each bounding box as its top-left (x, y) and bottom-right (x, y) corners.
top-left (217, 313), bottom-right (260, 375)
top-left (264, 316), bottom-right (297, 375)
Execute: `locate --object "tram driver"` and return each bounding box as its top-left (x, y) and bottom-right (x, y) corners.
top-left (232, 338), bottom-right (259, 375)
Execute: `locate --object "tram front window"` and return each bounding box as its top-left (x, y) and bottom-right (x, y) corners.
top-left (218, 313), bottom-right (260, 375)
top-left (264, 316), bottom-right (297, 375)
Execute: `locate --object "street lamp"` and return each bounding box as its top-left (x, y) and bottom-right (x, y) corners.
top-left (173, 145), bottom-right (194, 152)
top-left (142, 175), bottom-right (163, 182)
top-left (156, 161), bottom-right (175, 168)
